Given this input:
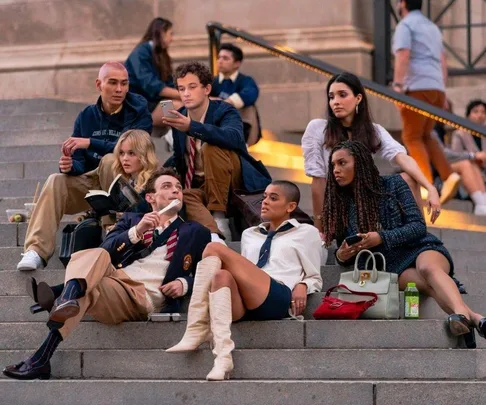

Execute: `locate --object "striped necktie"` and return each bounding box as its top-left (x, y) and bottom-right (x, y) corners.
top-left (256, 222), bottom-right (294, 268)
top-left (185, 137), bottom-right (197, 189)
top-left (164, 230), bottom-right (178, 261)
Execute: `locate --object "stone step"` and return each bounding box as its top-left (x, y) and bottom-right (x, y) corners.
top-left (2, 380), bottom-right (486, 405)
top-left (0, 380), bottom-right (374, 405)
top-left (1, 348), bottom-right (484, 380)
top-left (0, 112), bottom-right (76, 131)
top-left (0, 145), bottom-right (61, 163)
top-left (2, 290), bottom-right (486, 324)
top-left (0, 247), bottom-right (63, 270)
top-left (0, 99), bottom-right (86, 116)
top-left (1, 319), bottom-right (469, 350)
top-left (0, 129), bottom-right (69, 147)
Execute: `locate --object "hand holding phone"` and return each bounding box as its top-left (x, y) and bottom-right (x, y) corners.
top-left (345, 234), bottom-right (363, 246)
top-left (160, 100), bottom-right (178, 119)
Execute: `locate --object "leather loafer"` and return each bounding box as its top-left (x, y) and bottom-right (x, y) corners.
top-left (447, 314), bottom-right (472, 336)
top-left (37, 282), bottom-right (56, 312)
top-left (3, 359), bottom-right (50, 380)
top-left (47, 298), bottom-right (80, 329)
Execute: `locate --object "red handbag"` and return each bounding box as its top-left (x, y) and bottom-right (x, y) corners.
top-left (313, 284), bottom-right (378, 320)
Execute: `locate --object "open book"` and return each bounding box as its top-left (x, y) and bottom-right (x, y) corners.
top-left (84, 174), bottom-right (142, 216)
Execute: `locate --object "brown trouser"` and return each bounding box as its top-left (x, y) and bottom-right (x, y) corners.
top-left (59, 248), bottom-right (150, 339)
top-left (24, 154), bottom-right (116, 261)
top-left (183, 144), bottom-right (243, 234)
top-left (401, 90), bottom-right (452, 183)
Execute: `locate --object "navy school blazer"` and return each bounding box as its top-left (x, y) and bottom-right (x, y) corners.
top-left (164, 100), bottom-right (271, 192)
top-left (101, 212), bottom-right (211, 295)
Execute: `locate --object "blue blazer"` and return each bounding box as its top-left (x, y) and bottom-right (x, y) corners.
top-left (125, 42), bottom-right (175, 102)
top-left (211, 72), bottom-right (259, 107)
top-left (101, 212), bottom-right (211, 295)
top-left (165, 100), bottom-right (271, 192)
top-left (337, 175), bottom-right (453, 275)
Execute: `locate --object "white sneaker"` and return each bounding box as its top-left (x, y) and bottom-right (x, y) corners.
top-left (214, 217), bottom-right (232, 242)
top-left (440, 173), bottom-right (461, 204)
top-left (17, 250), bottom-right (44, 271)
top-left (164, 128), bottom-right (174, 152)
top-left (474, 205), bottom-right (486, 216)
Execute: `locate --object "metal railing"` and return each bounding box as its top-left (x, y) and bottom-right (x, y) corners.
top-left (207, 22), bottom-right (485, 139)
top-left (374, 0), bottom-right (486, 83)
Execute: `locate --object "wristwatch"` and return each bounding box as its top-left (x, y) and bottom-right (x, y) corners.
top-left (392, 82), bottom-right (403, 88)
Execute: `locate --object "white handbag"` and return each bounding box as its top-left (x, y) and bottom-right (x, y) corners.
top-left (336, 249), bottom-right (400, 319)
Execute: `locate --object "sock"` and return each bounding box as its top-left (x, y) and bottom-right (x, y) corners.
top-left (470, 191), bottom-right (485, 206)
top-left (51, 283), bottom-right (64, 299)
top-left (59, 279), bottom-right (84, 301)
top-left (29, 329), bottom-right (63, 367)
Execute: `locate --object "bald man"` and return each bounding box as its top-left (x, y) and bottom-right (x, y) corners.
top-left (17, 62), bottom-right (153, 271)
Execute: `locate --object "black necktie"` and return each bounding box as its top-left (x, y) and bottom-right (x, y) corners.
top-left (256, 222), bottom-right (294, 268)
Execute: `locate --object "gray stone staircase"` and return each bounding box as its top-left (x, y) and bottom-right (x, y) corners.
top-left (1, 99), bottom-right (486, 404)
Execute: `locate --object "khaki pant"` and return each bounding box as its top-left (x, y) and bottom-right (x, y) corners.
top-left (183, 144), bottom-right (243, 234)
top-left (59, 248), bottom-right (150, 339)
top-left (24, 154), bottom-right (116, 261)
top-left (401, 90), bottom-right (453, 183)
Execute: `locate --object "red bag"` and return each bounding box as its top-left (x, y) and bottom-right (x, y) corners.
top-left (313, 284), bottom-right (378, 320)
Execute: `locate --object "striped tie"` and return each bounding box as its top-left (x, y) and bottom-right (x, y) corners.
top-left (185, 137), bottom-right (197, 189)
top-left (142, 230), bottom-right (154, 246)
top-left (164, 230), bottom-right (178, 261)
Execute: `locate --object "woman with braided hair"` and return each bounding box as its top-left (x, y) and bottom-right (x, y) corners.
top-left (324, 140), bottom-right (486, 345)
top-left (301, 72), bottom-right (457, 239)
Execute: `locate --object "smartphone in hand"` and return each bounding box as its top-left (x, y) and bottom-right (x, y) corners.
top-left (160, 100), bottom-right (178, 118)
top-left (345, 234), bottom-right (363, 246)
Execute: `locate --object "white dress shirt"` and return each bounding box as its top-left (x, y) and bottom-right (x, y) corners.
top-left (301, 119), bottom-right (407, 178)
top-left (186, 101), bottom-right (210, 177)
top-left (241, 219), bottom-right (323, 293)
top-left (124, 215), bottom-right (187, 312)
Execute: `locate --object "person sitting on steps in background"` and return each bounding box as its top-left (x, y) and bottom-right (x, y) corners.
top-left (3, 168), bottom-right (211, 380)
top-left (324, 140), bottom-right (486, 348)
top-left (210, 43), bottom-right (262, 146)
top-left (451, 99), bottom-right (486, 169)
top-left (125, 17), bottom-right (182, 129)
top-left (301, 72), bottom-right (444, 241)
top-left (162, 61), bottom-right (271, 241)
top-left (166, 180), bottom-right (322, 381)
top-left (16, 62), bottom-right (153, 272)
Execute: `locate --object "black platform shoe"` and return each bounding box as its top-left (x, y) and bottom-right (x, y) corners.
top-left (447, 314), bottom-right (472, 336)
top-left (476, 318), bottom-right (486, 339)
top-left (27, 278), bottom-right (56, 314)
top-left (463, 328), bottom-right (477, 349)
top-left (3, 358), bottom-right (51, 380)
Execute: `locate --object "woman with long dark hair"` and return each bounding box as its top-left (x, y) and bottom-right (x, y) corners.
top-left (302, 72), bottom-right (447, 237)
top-left (324, 140), bottom-right (485, 345)
top-left (125, 18), bottom-right (181, 127)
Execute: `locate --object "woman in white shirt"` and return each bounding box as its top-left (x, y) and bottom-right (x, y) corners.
top-left (302, 72), bottom-right (444, 236)
top-left (167, 180), bottom-right (323, 380)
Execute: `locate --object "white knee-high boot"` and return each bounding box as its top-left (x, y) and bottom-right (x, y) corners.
top-left (166, 256), bottom-right (221, 352)
top-left (206, 287), bottom-right (234, 381)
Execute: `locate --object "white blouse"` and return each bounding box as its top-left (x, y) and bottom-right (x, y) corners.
top-left (241, 219), bottom-right (323, 294)
top-left (301, 119), bottom-right (407, 178)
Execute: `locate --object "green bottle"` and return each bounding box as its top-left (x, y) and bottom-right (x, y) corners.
top-left (404, 282), bottom-right (419, 319)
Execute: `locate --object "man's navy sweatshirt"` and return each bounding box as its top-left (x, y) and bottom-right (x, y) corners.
top-left (68, 92), bottom-right (153, 176)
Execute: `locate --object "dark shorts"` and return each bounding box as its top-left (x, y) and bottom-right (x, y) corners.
top-left (242, 278), bottom-right (292, 321)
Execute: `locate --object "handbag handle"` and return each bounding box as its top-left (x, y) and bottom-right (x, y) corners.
top-left (363, 252), bottom-right (387, 272)
top-left (353, 249), bottom-right (378, 283)
top-left (325, 284), bottom-right (378, 304)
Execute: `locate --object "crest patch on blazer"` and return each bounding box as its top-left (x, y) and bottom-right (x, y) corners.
top-left (183, 254), bottom-right (192, 271)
